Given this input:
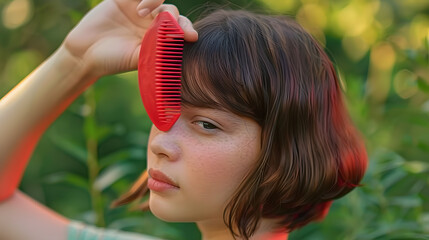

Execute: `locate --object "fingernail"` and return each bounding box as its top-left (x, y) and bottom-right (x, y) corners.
top-left (138, 8), bottom-right (150, 17)
top-left (136, 1), bottom-right (146, 9)
top-left (192, 30), bottom-right (199, 40)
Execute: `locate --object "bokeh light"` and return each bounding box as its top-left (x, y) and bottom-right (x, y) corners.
top-left (394, 69), bottom-right (418, 99)
top-left (296, 3), bottom-right (327, 45)
top-left (262, 0), bottom-right (298, 13)
top-left (1, 0), bottom-right (33, 29)
top-left (367, 42), bottom-right (396, 103)
top-left (409, 15), bottom-right (429, 50)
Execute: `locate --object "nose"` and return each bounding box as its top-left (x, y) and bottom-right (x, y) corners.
top-left (148, 120), bottom-right (182, 162)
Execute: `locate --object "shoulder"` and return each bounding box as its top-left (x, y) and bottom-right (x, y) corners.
top-left (68, 221), bottom-right (163, 240)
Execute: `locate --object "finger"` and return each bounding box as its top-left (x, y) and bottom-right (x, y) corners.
top-left (136, 0), bottom-right (165, 16)
top-left (150, 4), bottom-right (180, 20)
top-left (178, 15), bottom-right (198, 42)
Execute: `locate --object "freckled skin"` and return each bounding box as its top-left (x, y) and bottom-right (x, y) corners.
top-left (147, 106), bottom-right (261, 222)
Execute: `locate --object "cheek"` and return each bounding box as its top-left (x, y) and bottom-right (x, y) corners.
top-left (194, 147), bottom-right (245, 184)
top-left (184, 136), bottom-right (260, 202)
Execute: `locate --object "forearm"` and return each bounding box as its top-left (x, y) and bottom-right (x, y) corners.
top-left (0, 191), bottom-right (69, 240)
top-left (0, 46), bottom-right (96, 200)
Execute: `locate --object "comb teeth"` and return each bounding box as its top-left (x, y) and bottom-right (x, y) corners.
top-left (155, 20), bottom-right (184, 124)
top-left (138, 12), bottom-right (184, 131)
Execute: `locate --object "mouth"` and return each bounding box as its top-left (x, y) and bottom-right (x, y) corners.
top-left (148, 168), bottom-right (180, 191)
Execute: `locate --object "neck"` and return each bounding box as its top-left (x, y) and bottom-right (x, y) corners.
top-left (197, 218), bottom-right (288, 240)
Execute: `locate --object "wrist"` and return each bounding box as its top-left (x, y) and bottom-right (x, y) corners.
top-left (50, 45), bottom-right (98, 98)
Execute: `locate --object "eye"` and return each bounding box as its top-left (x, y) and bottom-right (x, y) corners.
top-left (193, 120), bottom-right (219, 130)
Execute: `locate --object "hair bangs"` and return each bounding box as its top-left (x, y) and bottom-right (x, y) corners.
top-left (181, 41), bottom-right (223, 109)
top-left (181, 17), bottom-right (258, 120)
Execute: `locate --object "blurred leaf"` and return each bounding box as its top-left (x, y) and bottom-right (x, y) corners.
top-left (357, 221), bottom-right (424, 239)
top-left (69, 10), bottom-right (84, 25)
top-left (403, 160), bottom-right (429, 173)
top-left (417, 78), bottom-right (429, 94)
top-left (99, 150), bottom-right (130, 169)
top-left (97, 124), bottom-right (126, 143)
top-left (94, 163), bottom-right (136, 191)
top-left (390, 195), bottom-right (422, 208)
top-left (97, 125), bottom-right (114, 142)
top-left (0, 50), bottom-right (43, 97)
top-left (417, 141), bottom-right (429, 152)
top-left (381, 169), bottom-right (407, 190)
top-left (77, 210), bottom-right (97, 225)
top-left (44, 172), bottom-right (89, 191)
top-left (88, 0), bottom-right (103, 8)
top-left (50, 135), bottom-right (87, 164)
top-left (99, 148), bottom-right (144, 169)
top-left (422, 213), bottom-right (429, 232)
top-left (371, 149), bottom-right (405, 174)
top-left (128, 132), bottom-right (150, 147)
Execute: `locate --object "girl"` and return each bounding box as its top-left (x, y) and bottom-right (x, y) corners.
top-left (0, 0), bottom-right (367, 239)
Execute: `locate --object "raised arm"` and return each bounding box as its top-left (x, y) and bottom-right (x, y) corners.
top-left (0, 0), bottom-right (196, 239)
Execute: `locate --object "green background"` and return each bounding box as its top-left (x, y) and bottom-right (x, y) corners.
top-left (1, 0), bottom-right (428, 239)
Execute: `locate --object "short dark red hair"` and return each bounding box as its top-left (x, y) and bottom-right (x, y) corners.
top-left (181, 9), bottom-right (368, 238)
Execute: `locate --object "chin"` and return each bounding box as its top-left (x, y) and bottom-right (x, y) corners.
top-left (148, 193), bottom-right (211, 222)
top-left (149, 193), bottom-right (187, 222)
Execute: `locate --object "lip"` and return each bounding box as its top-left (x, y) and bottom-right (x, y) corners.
top-left (148, 168), bottom-right (179, 192)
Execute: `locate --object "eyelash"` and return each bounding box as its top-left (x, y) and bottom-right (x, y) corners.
top-left (193, 120), bottom-right (219, 131)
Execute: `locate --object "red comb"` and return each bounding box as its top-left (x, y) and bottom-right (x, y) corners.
top-left (138, 12), bottom-right (184, 131)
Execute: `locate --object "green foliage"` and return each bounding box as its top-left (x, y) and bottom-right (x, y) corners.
top-left (1, 0), bottom-right (428, 239)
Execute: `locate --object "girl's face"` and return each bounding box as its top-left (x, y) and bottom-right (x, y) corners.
top-left (147, 105), bottom-right (261, 222)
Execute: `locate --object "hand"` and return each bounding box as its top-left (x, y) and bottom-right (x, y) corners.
top-left (63, 0), bottom-right (198, 78)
